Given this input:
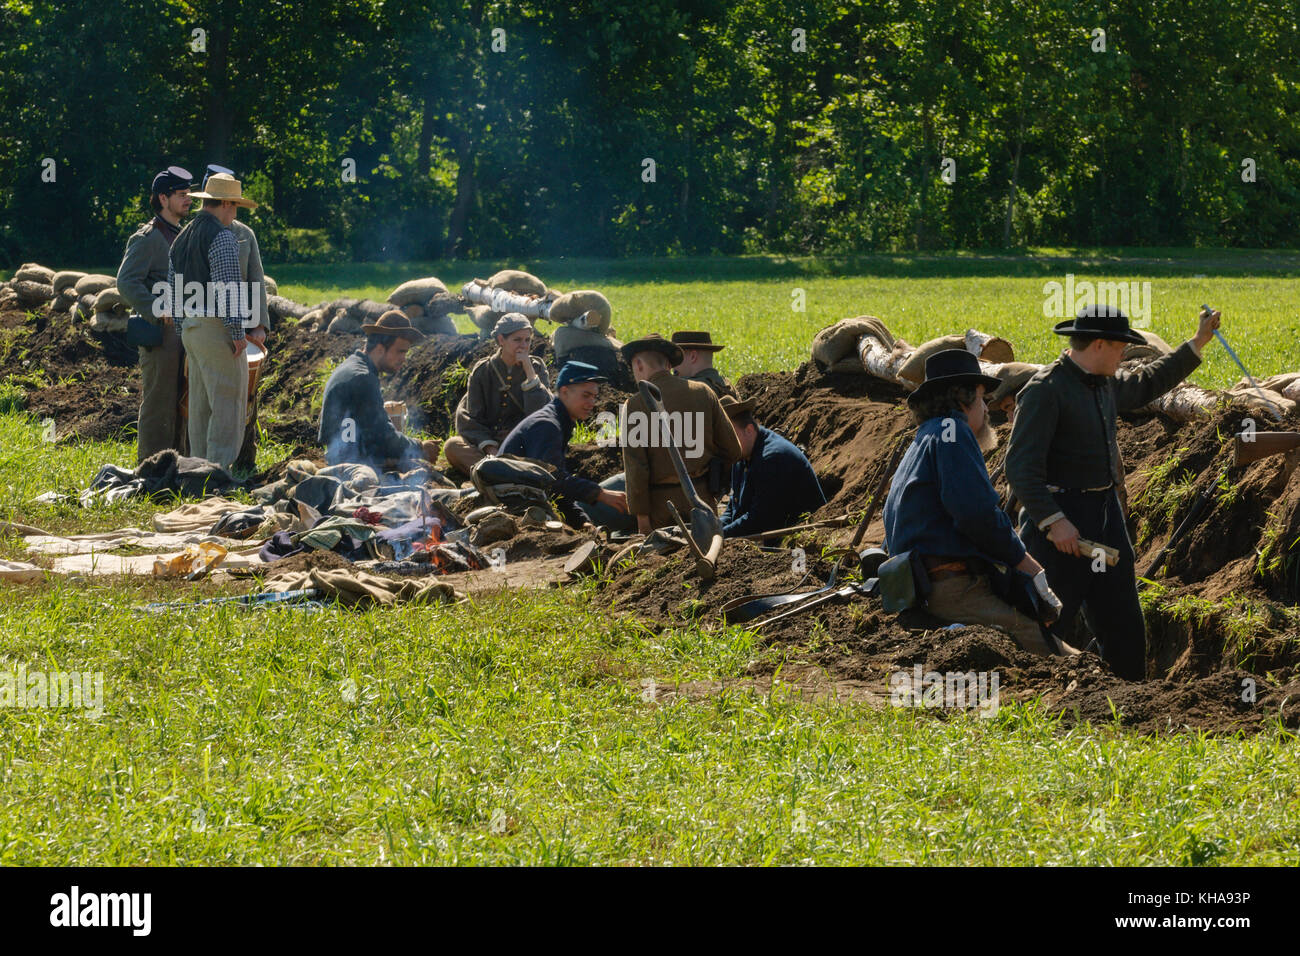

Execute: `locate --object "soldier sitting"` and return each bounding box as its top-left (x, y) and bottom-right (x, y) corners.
top-left (671, 330), bottom-right (737, 398)
top-left (443, 314), bottom-right (552, 474)
top-left (719, 395), bottom-right (825, 538)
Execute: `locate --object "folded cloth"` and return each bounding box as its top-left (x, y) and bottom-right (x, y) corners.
top-left (289, 474), bottom-right (345, 512)
top-left (332, 490), bottom-right (425, 526)
top-left (263, 567), bottom-right (460, 607)
top-left (153, 497), bottom-right (248, 532)
top-left (25, 529), bottom-right (247, 555)
top-left (0, 559), bottom-right (46, 583)
top-left (317, 462), bottom-right (380, 496)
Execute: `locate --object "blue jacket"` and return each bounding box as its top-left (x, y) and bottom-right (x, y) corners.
top-left (499, 397), bottom-right (601, 503)
top-left (722, 426), bottom-right (826, 537)
top-left (883, 413), bottom-right (1026, 567)
top-left (318, 350), bottom-right (422, 466)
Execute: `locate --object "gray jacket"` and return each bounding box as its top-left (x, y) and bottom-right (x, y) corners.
top-left (115, 221), bottom-right (170, 318)
top-left (1006, 342), bottom-right (1201, 527)
top-left (230, 218), bottom-right (269, 331)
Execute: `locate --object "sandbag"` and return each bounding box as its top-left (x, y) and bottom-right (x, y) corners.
top-left (76, 294), bottom-right (96, 319)
top-left (348, 299), bottom-right (389, 323)
top-left (811, 316), bottom-right (893, 367)
top-left (986, 362), bottom-right (1042, 405)
top-left (93, 287), bottom-right (126, 312)
top-left (401, 303), bottom-right (426, 320)
top-left (553, 323), bottom-right (620, 371)
top-left (486, 269), bottom-right (546, 297)
top-left (263, 275), bottom-right (278, 296)
top-left (327, 314), bottom-right (363, 335)
top-left (12, 280), bottom-right (54, 308)
top-left (467, 304), bottom-right (502, 333)
top-left (267, 294), bottom-right (311, 322)
top-left (388, 276), bottom-right (448, 307)
top-left (412, 312), bottom-right (458, 337)
top-left (548, 290), bottom-right (612, 333)
top-left (1258, 373), bottom-right (1300, 402)
top-left (52, 289), bottom-right (77, 313)
top-left (90, 311), bottom-right (128, 332)
top-left (897, 331), bottom-right (1014, 385)
top-left (14, 263), bottom-right (55, 284)
top-left (300, 308), bottom-right (325, 331)
top-left (74, 274), bottom-right (115, 296)
top-left (1122, 329), bottom-right (1174, 363)
top-left (51, 270), bottom-right (86, 294)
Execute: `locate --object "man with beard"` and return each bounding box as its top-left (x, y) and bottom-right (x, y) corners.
top-left (884, 350), bottom-right (1065, 655)
top-left (116, 165), bottom-right (192, 461)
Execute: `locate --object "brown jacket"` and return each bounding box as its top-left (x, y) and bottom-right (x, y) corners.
top-left (454, 353), bottom-right (552, 449)
top-left (622, 369), bottom-right (742, 527)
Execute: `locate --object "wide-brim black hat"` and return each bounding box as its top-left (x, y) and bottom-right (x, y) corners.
top-left (621, 334), bottom-right (684, 366)
top-left (907, 349), bottom-right (1003, 408)
top-left (1052, 304), bottom-right (1145, 344)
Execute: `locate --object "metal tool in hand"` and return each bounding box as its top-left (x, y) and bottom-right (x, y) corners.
top-left (1204, 304), bottom-right (1280, 421)
top-left (636, 380), bottom-right (724, 580)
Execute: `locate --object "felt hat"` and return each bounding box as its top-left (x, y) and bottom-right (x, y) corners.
top-left (621, 333), bottom-right (683, 366)
top-left (907, 349), bottom-right (1002, 408)
top-left (719, 394), bottom-right (756, 419)
top-left (361, 309), bottom-right (426, 341)
top-left (187, 172), bottom-right (258, 209)
top-left (492, 313), bottom-right (532, 338)
top-left (1052, 303), bottom-right (1145, 344)
top-left (555, 361), bottom-right (608, 388)
top-left (671, 330), bottom-right (724, 352)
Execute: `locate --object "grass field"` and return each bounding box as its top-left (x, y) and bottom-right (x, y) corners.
top-left (2, 252), bottom-right (1300, 864)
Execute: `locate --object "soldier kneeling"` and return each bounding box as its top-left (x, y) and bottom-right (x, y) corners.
top-left (883, 350), bottom-right (1070, 655)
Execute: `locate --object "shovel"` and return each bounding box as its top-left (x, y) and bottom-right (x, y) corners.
top-left (751, 578), bottom-right (880, 632)
top-left (636, 380), bottom-right (724, 580)
top-left (720, 435), bottom-right (908, 624)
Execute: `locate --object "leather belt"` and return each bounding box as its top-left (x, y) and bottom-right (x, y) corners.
top-left (1047, 483), bottom-right (1114, 494)
top-left (922, 555), bottom-right (976, 582)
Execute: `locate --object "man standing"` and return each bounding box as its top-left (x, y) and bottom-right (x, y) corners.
top-left (444, 314), bottom-right (552, 474)
top-left (719, 395), bottom-right (826, 538)
top-left (621, 334), bottom-right (742, 534)
top-left (670, 330), bottom-right (736, 399)
top-left (167, 172), bottom-right (257, 470)
top-left (1006, 304), bottom-right (1221, 679)
top-left (318, 311), bottom-right (440, 469)
top-left (885, 350), bottom-right (1063, 655)
top-left (499, 361), bottom-right (629, 527)
top-left (116, 165), bottom-right (192, 461)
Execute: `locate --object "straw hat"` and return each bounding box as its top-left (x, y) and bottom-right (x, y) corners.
top-left (188, 173), bottom-right (259, 210)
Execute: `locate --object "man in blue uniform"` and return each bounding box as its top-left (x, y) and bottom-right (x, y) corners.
top-left (499, 361), bottom-right (629, 527)
top-left (719, 395), bottom-right (825, 538)
top-left (884, 349), bottom-right (1065, 655)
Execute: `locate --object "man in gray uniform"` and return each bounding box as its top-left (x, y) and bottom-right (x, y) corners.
top-left (116, 165), bottom-right (192, 461)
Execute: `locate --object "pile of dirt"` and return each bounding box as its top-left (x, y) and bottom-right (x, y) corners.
top-left (600, 544), bottom-right (1300, 735)
top-left (0, 307), bottom-right (140, 440)
top-left (257, 549), bottom-right (353, 575)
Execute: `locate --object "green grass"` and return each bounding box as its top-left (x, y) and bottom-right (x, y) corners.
top-left (4, 254), bottom-right (1300, 864)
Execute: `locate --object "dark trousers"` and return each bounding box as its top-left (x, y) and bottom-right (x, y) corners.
top-left (1020, 488), bottom-right (1147, 680)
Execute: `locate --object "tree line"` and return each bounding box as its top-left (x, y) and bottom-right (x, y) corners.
top-left (1, 0), bottom-right (1296, 267)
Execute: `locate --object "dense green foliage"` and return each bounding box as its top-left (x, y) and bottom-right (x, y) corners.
top-left (2, 1), bottom-right (1298, 266)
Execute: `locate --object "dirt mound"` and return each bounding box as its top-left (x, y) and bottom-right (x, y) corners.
top-left (600, 545), bottom-right (1300, 735)
top-left (0, 307), bottom-right (140, 440)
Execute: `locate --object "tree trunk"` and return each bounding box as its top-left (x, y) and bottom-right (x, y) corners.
top-left (1003, 133), bottom-right (1022, 247)
top-left (444, 127), bottom-right (475, 258)
top-left (204, 11), bottom-right (234, 161)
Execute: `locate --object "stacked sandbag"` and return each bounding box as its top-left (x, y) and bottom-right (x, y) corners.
top-left (267, 294), bottom-right (313, 322)
top-left (553, 324), bottom-right (624, 375)
top-left (486, 269), bottom-right (546, 297)
top-left (897, 331), bottom-right (1014, 385)
top-left (811, 316), bottom-right (899, 374)
top-left (548, 289), bottom-right (612, 335)
top-left (263, 275), bottom-right (278, 296)
top-left (320, 297), bottom-right (392, 335)
top-left (467, 304), bottom-right (503, 337)
top-left (14, 262), bottom-right (55, 285)
top-left (89, 287), bottom-right (130, 331)
top-left (388, 276), bottom-right (448, 310)
top-left (72, 274), bottom-right (115, 320)
top-left (10, 278), bottom-right (54, 309)
top-left (51, 271), bottom-right (85, 312)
